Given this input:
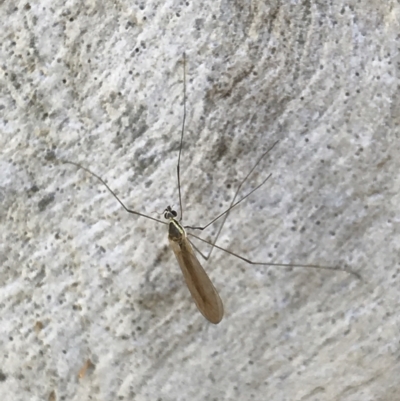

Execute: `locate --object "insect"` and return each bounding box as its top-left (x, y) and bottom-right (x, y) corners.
top-left (60, 54), bottom-right (360, 324)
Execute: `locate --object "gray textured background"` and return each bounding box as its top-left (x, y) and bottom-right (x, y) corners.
top-left (1, 1), bottom-right (399, 400)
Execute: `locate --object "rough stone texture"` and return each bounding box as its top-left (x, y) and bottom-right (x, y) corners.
top-left (1, 1), bottom-right (399, 400)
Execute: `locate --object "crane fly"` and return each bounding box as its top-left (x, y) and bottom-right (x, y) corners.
top-left (166, 205), bottom-right (223, 323)
top-left (59, 54), bottom-right (360, 324)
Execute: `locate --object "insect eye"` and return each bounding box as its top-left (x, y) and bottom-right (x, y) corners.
top-left (172, 210), bottom-right (177, 217)
top-left (164, 212), bottom-right (168, 219)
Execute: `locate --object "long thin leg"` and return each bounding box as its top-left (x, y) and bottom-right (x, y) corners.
top-left (186, 173), bottom-right (272, 232)
top-left (188, 238), bottom-right (209, 261)
top-left (187, 232), bottom-right (361, 279)
top-left (61, 160), bottom-right (167, 225)
top-left (185, 141), bottom-right (278, 241)
top-left (201, 140), bottom-right (279, 259)
top-left (176, 53), bottom-right (187, 222)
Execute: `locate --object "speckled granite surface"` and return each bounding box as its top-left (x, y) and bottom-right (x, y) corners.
top-left (1, 1), bottom-right (399, 400)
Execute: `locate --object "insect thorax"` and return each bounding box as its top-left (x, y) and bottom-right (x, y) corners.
top-left (168, 219), bottom-right (186, 243)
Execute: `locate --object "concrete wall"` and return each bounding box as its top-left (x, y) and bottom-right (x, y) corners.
top-left (1, 1), bottom-right (399, 400)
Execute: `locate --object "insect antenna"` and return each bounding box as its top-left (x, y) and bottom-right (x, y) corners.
top-left (176, 52), bottom-right (187, 222)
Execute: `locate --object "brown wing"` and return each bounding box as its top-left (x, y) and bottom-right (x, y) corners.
top-left (169, 237), bottom-right (224, 324)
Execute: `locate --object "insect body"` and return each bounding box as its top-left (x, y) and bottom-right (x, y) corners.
top-left (165, 206), bottom-right (224, 323)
